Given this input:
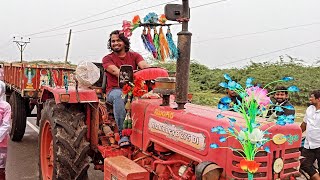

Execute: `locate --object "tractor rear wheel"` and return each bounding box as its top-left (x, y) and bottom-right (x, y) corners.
top-left (39, 99), bottom-right (90, 180)
top-left (9, 91), bottom-right (27, 141)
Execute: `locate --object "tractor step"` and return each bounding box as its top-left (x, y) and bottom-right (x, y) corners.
top-left (104, 156), bottom-right (149, 180)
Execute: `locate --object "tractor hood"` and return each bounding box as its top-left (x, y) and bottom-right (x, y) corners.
top-left (130, 97), bottom-right (301, 178)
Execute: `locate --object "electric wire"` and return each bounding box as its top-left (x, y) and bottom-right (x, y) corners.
top-left (193, 22), bottom-right (320, 43)
top-left (191, 0), bottom-right (229, 9)
top-left (25, 0), bottom-right (229, 39)
top-left (32, 22), bottom-right (181, 39)
top-left (213, 39), bottom-right (320, 68)
top-left (25, 0), bottom-right (143, 37)
top-left (26, 0), bottom-right (179, 37)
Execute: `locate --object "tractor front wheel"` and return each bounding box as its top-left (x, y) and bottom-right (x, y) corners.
top-left (39, 99), bottom-right (90, 180)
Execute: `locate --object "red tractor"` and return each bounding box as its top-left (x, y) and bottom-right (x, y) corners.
top-left (4, 1), bottom-right (302, 179)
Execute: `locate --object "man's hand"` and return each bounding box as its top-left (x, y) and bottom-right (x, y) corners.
top-left (300, 122), bottom-right (306, 133)
top-left (138, 61), bottom-right (150, 69)
top-left (106, 65), bottom-right (120, 77)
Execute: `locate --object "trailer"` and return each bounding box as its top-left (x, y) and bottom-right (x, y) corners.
top-left (3, 62), bottom-right (75, 141)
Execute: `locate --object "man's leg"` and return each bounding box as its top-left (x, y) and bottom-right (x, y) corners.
top-left (301, 148), bottom-right (319, 179)
top-left (107, 88), bottom-right (126, 134)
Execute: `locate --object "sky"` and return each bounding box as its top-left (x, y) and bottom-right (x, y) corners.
top-left (0, 0), bottom-right (319, 69)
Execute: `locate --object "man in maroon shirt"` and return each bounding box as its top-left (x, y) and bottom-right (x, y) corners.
top-left (102, 30), bottom-right (150, 146)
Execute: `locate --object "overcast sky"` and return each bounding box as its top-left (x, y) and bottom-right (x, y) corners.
top-left (0, 0), bottom-right (319, 69)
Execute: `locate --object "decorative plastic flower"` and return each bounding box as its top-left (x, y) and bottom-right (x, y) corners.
top-left (159, 14), bottom-right (167, 24)
top-left (143, 12), bottom-right (158, 23)
top-left (248, 128), bottom-right (265, 144)
top-left (246, 86), bottom-right (270, 107)
top-left (122, 75), bottom-right (148, 98)
top-left (132, 15), bottom-right (141, 31)
top-left (121, 20), bottom-right (133, 38)
top-left (212, 74), bottom-right (299, 179)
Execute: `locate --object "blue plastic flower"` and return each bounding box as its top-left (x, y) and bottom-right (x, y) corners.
top-left (217, 128), bottom-right (227, 135)
top-left (264, 146), bottom-right (271, 153)
top-left (283, 105), bottom-right (294, 110)
top-left (239, 92), bottom-right (247, 98)
top-left (235, 83), bottom-right (242, 89)
top-left (228, 117), bottom-right (236, 123)
top-left (210, 143), bottom-right (219, 149)
top-left (246, 77), bottom-right (254, 88)
top-left (218, 103), bottom-right (229, 111)
top-left (274, 106), bottom-right (284, 112)
top-left (228, 127), bottom-right (235, 135)
top-left (211, 126), bottom-right (223, 133)
top-left (143, 12), bottom-right (158, 23)
top-left (219, 136), bottom-right (227, 142)
top-left (282, 77), bottom-right (294, 82)
top-left (220, 96), bottom-right (231, 104)
top-left (224, 74), bottom-right (232, 81)
top-left (252, 123), bottom-right (261, 128)
top-left (256, 142), bottom-right (263, 148)
top-left (233, 104), bottom-right (240, 112)
top-left (236, 98), bottom-right (242, 105)
top-left (212, 126), bottom-right (226, 134)
top-left (227, 81), bottom-right (237, 90)
top-left (219, 82), bottom-right (228, 88)
top-left (276, 120), bottom-right (286, 126)
top-left (287, 85), bottom-right (299, 92)
top-left (217, 114), bottom-right (225, 119)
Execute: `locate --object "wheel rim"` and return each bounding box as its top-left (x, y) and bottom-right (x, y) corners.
top-left (40, 120), bottom-right (54, 180)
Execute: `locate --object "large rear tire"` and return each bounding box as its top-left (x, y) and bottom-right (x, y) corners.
top-left (9, 91), bottom-right (27, 141)
top-left (39, 99), bottom-right (90, 180)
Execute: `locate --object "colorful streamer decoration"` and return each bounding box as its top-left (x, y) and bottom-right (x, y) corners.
top-left (120, 13), bottom-right (179, 61)
top-left (166, 27), bottom-right (178, 59)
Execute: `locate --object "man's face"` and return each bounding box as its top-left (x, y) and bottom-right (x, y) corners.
top-left (110, 34), bottom-right (125, 52)
top-left (227, 89), bottom-right (236, 97)
top-left (274, 91), bottom-right (288, 103)
top-left (309, 94), bottom-right (319, 106)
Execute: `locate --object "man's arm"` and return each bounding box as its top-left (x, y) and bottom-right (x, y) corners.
top-left (138, 60), bottom-right (150, 69)
top-left (106, 65), bottom-right (120, 77)
top-left (300, 122), bottom-right (306, 133)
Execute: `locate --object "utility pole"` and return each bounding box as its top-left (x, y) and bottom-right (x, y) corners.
top-left (13, 37), bottom-right (30, 62)
top-left (65, 29), bottom-right (72, 64)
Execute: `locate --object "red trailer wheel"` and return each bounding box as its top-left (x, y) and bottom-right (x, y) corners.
top-left (39, 99), bottom-right (90, 180)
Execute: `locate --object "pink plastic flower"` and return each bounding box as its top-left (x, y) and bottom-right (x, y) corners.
top-left (121, 20), bottom-right (133, 38)
top-left (246, 86), bottom-right (270, 107)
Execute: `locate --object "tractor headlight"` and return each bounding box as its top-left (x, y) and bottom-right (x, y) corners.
top-left (195, 161), bottom-right (223, 180)
top-left (273, 158), bottom-right (284, 174)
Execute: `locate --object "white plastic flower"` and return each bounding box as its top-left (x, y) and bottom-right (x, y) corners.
top-left (248, 128), bottom-right (265, 144)
top-left (238, 130), bottom-right (246, 141)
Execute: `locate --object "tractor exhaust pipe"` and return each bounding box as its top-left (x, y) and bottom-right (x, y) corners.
top-left (175, 0), bottom-right (192, 109)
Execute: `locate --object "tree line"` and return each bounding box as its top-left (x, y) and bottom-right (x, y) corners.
top-left (155, 60), bottom-right (320, 107)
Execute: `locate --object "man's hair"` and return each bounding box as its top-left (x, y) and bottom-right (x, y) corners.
top-left (274, 86), bottom-right (288, 94)
top-left (311, 90), bottom-right (320, 99)
top-left (108, 30), bottom-right (130, 52)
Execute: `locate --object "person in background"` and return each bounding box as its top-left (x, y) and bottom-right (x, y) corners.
top-left (300, 90), bottom-right (320, 180)
top-left (218, 88), bottom-right (242, 111)
top-left (0, 81), bottom-right (11, 180)
top-left (102, 30), bottom-right (150, 146)
top-left (266, 86), bottom-right (295, 120)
